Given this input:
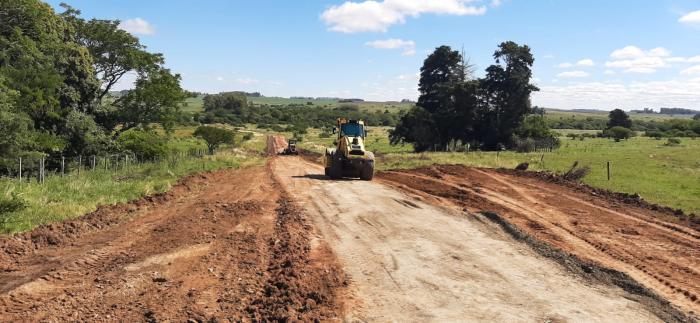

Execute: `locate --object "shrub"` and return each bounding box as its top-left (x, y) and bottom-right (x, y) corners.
top-left (562, 161), bottom-right (591, 181)
top-left (193, 126), bottom-right (236, 154)
top-left (605, 126), bottom-right (634, 142)
top-left (0, 193), bottom-right (26, 216)
top-left (117, 130), bottom-right (169, 160)
top-left (665, 138), bottom-right (681, 146)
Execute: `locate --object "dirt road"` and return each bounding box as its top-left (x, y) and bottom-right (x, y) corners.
top-left (0, 165), bottom-right (345, 321)
top-left (0, 135), bottom-right (693, 321)
top-left (270, 139), bottom-right (683, 321)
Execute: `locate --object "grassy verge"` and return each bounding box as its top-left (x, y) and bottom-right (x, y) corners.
top-left (299, 127), bottom-right (700, 215)
top-left (0, 151), bottom-right (263, 234)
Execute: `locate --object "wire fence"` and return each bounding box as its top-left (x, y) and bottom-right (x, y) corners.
top-left (1, 148), bottom-right (209, 184)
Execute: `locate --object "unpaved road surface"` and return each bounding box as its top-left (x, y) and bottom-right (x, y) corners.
top-left (0, 135), bottom-right (694, 321)
top-left (0, 164), bottom-right (345, 321)
top-left (380, 165), bottom-right (700, 318)
top-left (270, 138), bottom-right (684, 322)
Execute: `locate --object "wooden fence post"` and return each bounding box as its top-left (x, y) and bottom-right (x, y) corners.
top-left (61, 156), bottom-right (65, 177)
top-left (78, 156), bottom-right (82, 175)
top-left (18, 157), bottom-right (22, 183)
top-left (92, 155), bottom-right (96, 171)
top-left (607, 161), bottom-right (611, 181)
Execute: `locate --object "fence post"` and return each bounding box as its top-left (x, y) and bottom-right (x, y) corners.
top-left (92, 155), bottom-right (96, 171)
top-left (78, 156), bottom-right (82, 176)
top-left (61, 156), bottom-right (65, 177)
top-left (607, 161), bottom-right (611, 181)
top-left (40, 157), bottom-right (45, 183)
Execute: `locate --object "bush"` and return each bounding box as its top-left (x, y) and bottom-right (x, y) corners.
top-left (117, 130), bottom-right (169, 160)
top-left (562, 161), bottom-right (591, 181)
top-left (0, 193), bottom-right (26, 216)
top-left (665, 138), bottom-right (681, 146)
top-left (193, 126), bottom-right (236, 154)
top-left (242, 132), bottom-right (254, 141)
top-left (605, 126), bottom-right (634, 142)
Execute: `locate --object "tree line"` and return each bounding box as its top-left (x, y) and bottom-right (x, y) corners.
top-left (195, 92), bottom-right (401, 131)
top-left (389, 42), bottom-right (555, 152)
top-left (0, 0), bottom-right (189, 170)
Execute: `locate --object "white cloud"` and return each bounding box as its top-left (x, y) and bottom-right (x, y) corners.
top-left (365, 38), bottom-right (415, 49)
top-left (576, 58), bottom-right (595, 67)
top-left (665, 55), bottom-right (700, 63)
top-left (680, 65), bottom-right (700, 75)
top-left (556, 62), bottom-right (573, 68)
top-left (365, 38), bottom-right (416, 56)
top-left (610, 46), bottom-right (646, 59)
top-left (648, 47), bottom-right (671, 57)
top-left (556, 71), bottom-right (589, 78)
top-left (321, 0), bottom-right (486, 33)
top-left (543, 54), bottom-right (555, 59)
top-left (604, 70), bottom-right (616, 75)
top-left (118, 18), bottom-right (155, 35)
top-left (490, 0), bottom-right (502, 7)
top-left (624, 67), bottom-right (657, 74)
top-left (605, 46), bottom-right (672, 73)
top-left (534, 78), bottom-right (700, 110)
top-left (216, 76), bottom-right (224, 81)
top-left (679, 10), bottom-right (700, 25)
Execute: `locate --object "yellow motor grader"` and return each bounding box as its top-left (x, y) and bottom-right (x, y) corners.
top-left (324, 118), bottom-right (374, 180)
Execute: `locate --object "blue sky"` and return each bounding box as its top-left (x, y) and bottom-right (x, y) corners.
top-left (46, 0), bottom-right (700, 110)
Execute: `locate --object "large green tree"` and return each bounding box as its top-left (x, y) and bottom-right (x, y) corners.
top-left (392, 42), bottom-right (540, 152)
top-left (110, 67), bottom-right (188, 136)
top-left (479, 41), bottom-right (539, 149)
top-left (607, 109), bottom-right (632, 129)
top-left (60, 4), bottom-right (163, 104)
top-left (417, 46), bottom-right (465, 113)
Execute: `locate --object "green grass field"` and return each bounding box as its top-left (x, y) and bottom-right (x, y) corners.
top-left (545, 109), bottom-right (695, 122)
top-left (299, 128), bottom-right (700, 215)
top-left (0, 127), bottom-right (268, 234)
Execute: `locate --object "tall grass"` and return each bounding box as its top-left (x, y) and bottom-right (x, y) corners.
top-left (0, 152), bottom-right (262, 234)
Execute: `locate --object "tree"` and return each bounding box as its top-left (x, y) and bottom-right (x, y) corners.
top-left (479, 41), bottom-right (539, 149)
top-left (194, 126), bottom-right (236, 154)
top-left (63, 9), bottom-right (163, 104)
top-left (110, 67), bottom-right (187, 136)
top-left (201, 92), bottom-right (250, 125)
top-left (605, 126), bottom-right (633, 142)
top-left (0, 77), bottom-right (33, 159)
top-left (607, 109), bottom-right (632, 129)
top-left (391, 42), bottom-right (541, 152)
top-left (516, 115), bottom-right (554, 139)
top-left (417, 46), bottom-right (465, 113)
top-left (694, 113), bottom-right (700, 121)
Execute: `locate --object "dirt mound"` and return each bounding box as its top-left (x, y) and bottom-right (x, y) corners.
top-left (245, 196), bottom-right (347, 321)
top-left (0, 172), bottom-right (213, 268)
top-left (498, 167), bottom-right (699, 229)
top-left (379, 164), bottom-right (700, 318)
